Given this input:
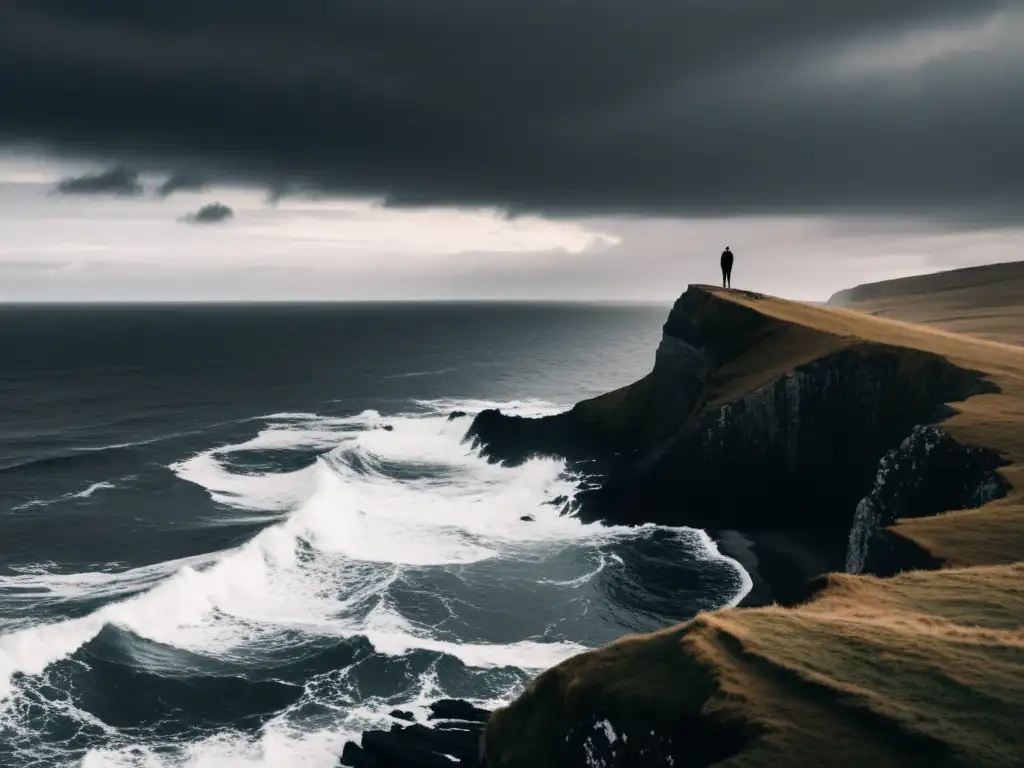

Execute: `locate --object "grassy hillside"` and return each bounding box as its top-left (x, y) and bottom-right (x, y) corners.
top-left (488, 565), bottom-right (1024, 767)
top-left (484, 272), bottom-right (1024, 767)
top-left (828, 260), bottom-right (1024, 346)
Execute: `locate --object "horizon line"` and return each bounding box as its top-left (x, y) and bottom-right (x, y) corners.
top-left (0, 297), bottom-right (674, 307)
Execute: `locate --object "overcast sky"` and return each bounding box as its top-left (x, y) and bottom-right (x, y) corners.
top-left (1, 1), bottom-right (1022, 302)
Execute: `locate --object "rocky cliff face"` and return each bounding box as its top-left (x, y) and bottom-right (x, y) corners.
top-left (846, 425), bottom-right (1008, 575)
top-left (471, 287), bottom-right (791, 460)
top-left (473, 285), bottom-right (1020, 768)
top-left (588, 345), bottom-right (995, 532)
top-left (468, 286), bottom-right (998, 541)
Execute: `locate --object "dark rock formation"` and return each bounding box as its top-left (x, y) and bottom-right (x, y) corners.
top-left (467, 286), bottom-right (997, 540)
top-left (585, 345), bottom-right (995, 531)
top-left (725, 529), bottom-right (848, 608)
top-left (427, 700), bottom-right (490, 723)
top-left (846, 425), bottom-right (1009, 575)
top-left (469, 285), bottom-right (1018, 768)
top-left (448, 411), bottom-right (468, 421)
top-left (551, 713), bottom-right (744, 768)
top-left (468, 408), bottom-right (609, 465)
top-left (519, 515), bottom-right (534, 522)
top-left (462, 283), bottom-right (1008, 610)
top-left (340, 700), bottom-right (488, 767)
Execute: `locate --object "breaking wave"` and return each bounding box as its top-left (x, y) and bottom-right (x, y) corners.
top-left (0, 400), bottom-right (750, 767)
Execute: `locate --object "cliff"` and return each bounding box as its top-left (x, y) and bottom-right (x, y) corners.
top-left (474, 281), bottom-right (1024, 767)
top-left (470, 286), bottom-right (1012, 562)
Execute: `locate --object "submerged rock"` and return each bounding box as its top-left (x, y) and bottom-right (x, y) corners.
top-left (448, 410), bottom-right (468, 421)
top-left (340, 700), bottom-right (488, 767)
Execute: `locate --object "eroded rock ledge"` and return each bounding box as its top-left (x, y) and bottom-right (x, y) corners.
top-left (846, 425), bottom-right (1008, 575)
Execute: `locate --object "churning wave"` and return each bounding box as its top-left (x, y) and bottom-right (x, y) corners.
top-left (0, 399), bottom-right (750, 767)
top-left (12, 481), bottom-right (121, 512)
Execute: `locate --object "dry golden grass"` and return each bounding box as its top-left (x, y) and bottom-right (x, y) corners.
top-left (830, 260), bottom-right (1024, 346)
top-left (488, 566), bottom-right (1024, 767)
top-left (705, 564), bottom-right (1024, 767)
top-left (485, 267), bottom-right (1024, 767)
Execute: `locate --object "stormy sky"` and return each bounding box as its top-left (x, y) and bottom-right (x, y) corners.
top-left (0, 1), bottom-right (1021, 301)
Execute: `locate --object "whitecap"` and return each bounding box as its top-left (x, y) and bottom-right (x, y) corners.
top-left (0, 396), bottom-right (750, 735)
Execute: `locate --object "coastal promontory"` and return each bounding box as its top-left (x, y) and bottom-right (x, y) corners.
top-left (474, 264), bottom-right (1024, 767)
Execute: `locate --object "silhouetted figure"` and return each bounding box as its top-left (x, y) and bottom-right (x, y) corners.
top-left (720, 246), bottom-right (734, 289)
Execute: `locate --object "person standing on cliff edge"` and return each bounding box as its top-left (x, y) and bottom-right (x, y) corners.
top-left (720, 246), bottom-right (734, 289)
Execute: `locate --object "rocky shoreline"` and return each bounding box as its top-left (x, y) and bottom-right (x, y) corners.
top-left (465, 286), bottom-right (1007, 599)
top-left (341, 284), bottom-right (1020, 767)
top-left (711, 529), bottom-right (845, 607)
top-left (339, 700), bottom-right (489, 767)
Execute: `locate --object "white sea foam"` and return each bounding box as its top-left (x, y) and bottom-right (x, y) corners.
top-left (78, 481), bottom-right (118, 498)
top-left (171, 452), bottom-right (318, 511)
top-left (80, 722), bottom-right (352, 768)
top-left (0, 551), bottom-right (219, 604)
top-left (415, 397), bottom-right (562, 419)
top-left (694, 530), bottom-right (753, 608)
top-left (12, 479), bottom-right (122, 511)
top-left (384, 367), bottom-right (457, 379)
top-left (0, 402), bottom-right (602, 702)
top-left (0, 399), bottom-right (752, 766)
top-left (78, 665), bottom-right (511, 768)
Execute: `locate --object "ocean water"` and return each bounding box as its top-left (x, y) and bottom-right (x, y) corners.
top-left (0, 303), bottom-right (750, 767)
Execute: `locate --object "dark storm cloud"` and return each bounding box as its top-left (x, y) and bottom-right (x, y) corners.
top-left (53, 165), bottom-right (143, 196)
top-left (3, 1), bottom-right (1021, 218)
top-left (181, 202), bottom-right (234, 224)
top-left (157, 172), bottom-right (207, 198)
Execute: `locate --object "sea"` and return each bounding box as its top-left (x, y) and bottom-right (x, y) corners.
top-left (0, 303), bottom-right (750, 767)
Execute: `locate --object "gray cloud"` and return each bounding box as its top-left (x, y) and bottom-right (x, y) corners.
top-left (53, 165), bottom-right (143, 196)
top-left (181, 202), bottom-right (233, 224)
top-left (0, 260), bottom-right (71, 273)
top-left (157, 172), bottom-right (207, 198)
top-left (2, 1), bottom-right (1021, 219)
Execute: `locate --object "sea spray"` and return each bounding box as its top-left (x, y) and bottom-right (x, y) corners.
top-left (1, 400), bottom-right (751, 767)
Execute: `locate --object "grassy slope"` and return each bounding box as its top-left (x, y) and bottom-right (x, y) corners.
top-left (828, 260), bottom-right (1024, 347)
top-left (486, 273), bottom-right (1024, 767)
top-left (489, 566), bottom-right (1024, 768)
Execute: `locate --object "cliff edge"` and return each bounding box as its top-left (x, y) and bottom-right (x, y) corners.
top-left (470, 285), bottom-right (1019, 571)
top-left (477, 281), bottom-right (1024, 767)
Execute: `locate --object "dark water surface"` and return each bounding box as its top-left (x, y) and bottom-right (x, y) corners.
top-left (0, 303), bottom-right (749, 767)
